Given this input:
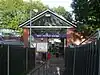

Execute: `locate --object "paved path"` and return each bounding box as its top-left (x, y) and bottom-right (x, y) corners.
top-left (46, 56), bottom-right (65, 75)
top-left (34, 55), bottom-right (65, 75)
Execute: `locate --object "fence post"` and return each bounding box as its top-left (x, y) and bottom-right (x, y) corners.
top-left (97, 29), bottom-right (100, 75)
top-left (38, 68), bottom-right (40, 75)
top-left (73, 47), bottom-right (76, 75)
top-left (98, 39), bottom-right (100, 75)
top-left (93, 40), bottom-right (98, 75)
top-left (26, 48), bottom-right (28, 71)
top-left (7, 45), bottom-right (9, 75)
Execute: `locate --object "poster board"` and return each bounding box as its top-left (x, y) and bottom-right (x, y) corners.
top-left (36, 43), bottom-right (48, 52)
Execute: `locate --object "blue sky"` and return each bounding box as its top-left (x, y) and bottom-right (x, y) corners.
top-left (24, 0), bottom-right (73, 12)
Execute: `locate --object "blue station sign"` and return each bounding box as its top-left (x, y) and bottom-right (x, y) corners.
top-left (32, 34), bottom-right (66, 38)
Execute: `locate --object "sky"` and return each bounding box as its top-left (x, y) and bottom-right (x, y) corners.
top-left (23, 0), bottom-right (73, 12)
top-left (41, 0), bottom-right (73, 12)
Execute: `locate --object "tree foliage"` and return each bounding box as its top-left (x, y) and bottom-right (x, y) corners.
top-left (0, 0), bottom-right (47, 33)
top-left (0, 0), bottom-right (72, 34)
top-left (71, 0), bottom-right (100, 36)
top-left (52, 6), bottom-right (73, 21)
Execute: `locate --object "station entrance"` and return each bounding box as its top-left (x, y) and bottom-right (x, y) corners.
top-left (19, 9), bottom-right (76, 58)
top-left (32, 29), bottom-right (66, 56)
top-left (19, 9), bottom-right (76, 74)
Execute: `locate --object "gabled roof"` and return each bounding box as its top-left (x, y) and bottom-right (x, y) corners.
top-left (19, 9), bottom-right (76, 28)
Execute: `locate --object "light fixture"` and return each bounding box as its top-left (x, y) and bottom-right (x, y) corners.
top-left (45, 13), bottom-right (51, 17)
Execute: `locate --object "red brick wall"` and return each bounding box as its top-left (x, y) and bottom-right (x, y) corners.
top-left (23, 28), bottom-right (29, 47)
top-left (66, 28), bottom-right (75, 47)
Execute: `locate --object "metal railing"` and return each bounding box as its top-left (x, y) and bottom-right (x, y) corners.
top-left (27, 62), bottom-right (48, 75)
top-left (0, 45), bottom-right (35, 75)
top-left (65, 39), bottom-right (100, 75)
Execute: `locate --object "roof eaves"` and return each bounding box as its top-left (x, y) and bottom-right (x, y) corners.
top-left (19, 9), bottom-right (49, 28)
top-left (47, 9), bottom-right (77, 28)
top-left (19, 9), bottom-right (77, 28)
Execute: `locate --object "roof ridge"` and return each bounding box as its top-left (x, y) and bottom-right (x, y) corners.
top-left (19, 9), bottom-right (76, 28)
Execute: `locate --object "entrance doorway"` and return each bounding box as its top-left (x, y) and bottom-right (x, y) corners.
top-left (32, 33), bottom-right (66, 56)
top-left (19, 9), bottom-right (76, 62)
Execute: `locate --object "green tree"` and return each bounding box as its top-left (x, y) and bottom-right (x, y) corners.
top-left (0, 0), bottom-right (47, 33)
top-left (52, 6), bottom-right (73, 21)
top-left (71, 0), bottom-right (100, 36)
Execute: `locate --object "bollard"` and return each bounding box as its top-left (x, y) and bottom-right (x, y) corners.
top-left (56, 67), bottom-right (60, 75)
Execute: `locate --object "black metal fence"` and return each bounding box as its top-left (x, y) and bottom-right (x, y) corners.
top-left (0, 45), bottom-right (7, 75)
top-left (64, 39), bottom-right (100, 75)
top-left (0, 45), bottom-right (35, 75)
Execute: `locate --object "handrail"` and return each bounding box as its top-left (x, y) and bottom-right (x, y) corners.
top-left (79, 31), bottom-right (97, 45)
top-left (27, 61), bottom-right (47, 75)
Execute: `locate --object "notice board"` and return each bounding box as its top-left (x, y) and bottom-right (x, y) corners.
top-left (36, 43), bottom-right (48, 52)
